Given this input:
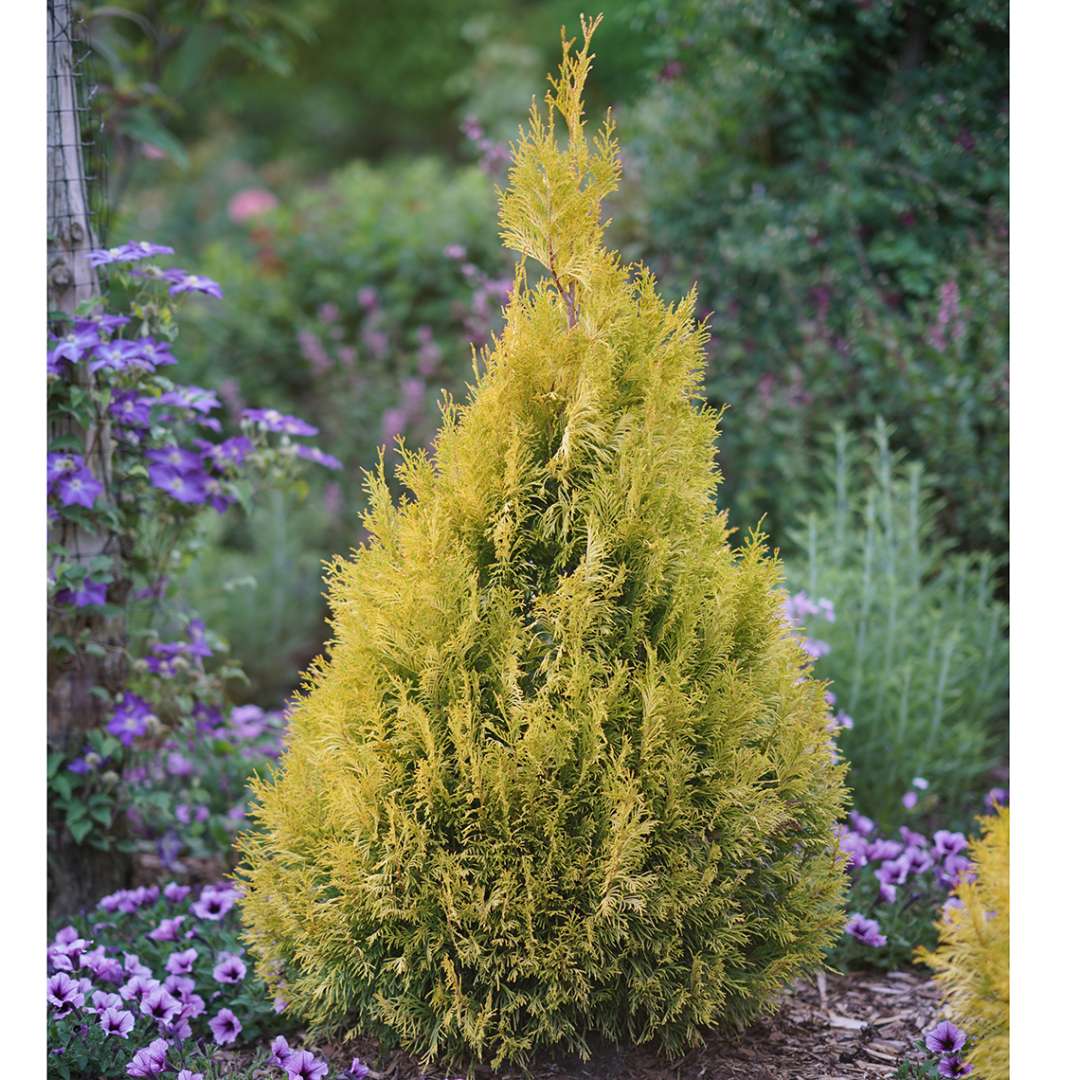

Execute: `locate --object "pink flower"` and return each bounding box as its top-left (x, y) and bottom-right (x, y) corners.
top-left (227, 188), bottom-right (278, 223)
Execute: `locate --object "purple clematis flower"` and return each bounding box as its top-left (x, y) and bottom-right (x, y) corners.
top-left (146, 445), bottom-right (204, 472)
top-left (241, 407), bottom-right (319, 436)
top-left (125, 1038), bottom-right (170, 1077)
top-left (148, 463), bottom-right (210, 504)
top-left (285, 1050), bottom-right (330, 1080)
top-left (294, 444), bottom-right (343, 470)
top-left (108, 693), bottom-right (152, 746)
top-left (56, 579), bottom-right (108, 608)
top-left (845, 913), bottom-right (887, 948)
top-left (49, 326), bottom-right (101, 368)
top-left (200, 435), bottom-right (252, 470)
top-left (110, 390), bottom-right (154, 428)
top-left (100, 1005), bottom-right (136, 1038)
top-left (926, 1020), bottom-right (967, 1055)
top-left (88, 241), bottom-right (174, 267)
top-left (212, 952), bottom-right (247, 984)
top-left (54, 462), bottom-right (103, 508)
top-left (155, 385), bottom-right (221, 415)
top-left (209, 1007), bottom-right (242, 1045)
top-left (161, 268), bottom-right (223, 297)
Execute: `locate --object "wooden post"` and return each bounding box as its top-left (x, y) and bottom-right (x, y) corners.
top-left (47, 0), bottom-right (131, 914)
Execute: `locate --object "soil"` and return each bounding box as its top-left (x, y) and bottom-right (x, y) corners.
top-left (331, 969), bottom-right (939, 1080)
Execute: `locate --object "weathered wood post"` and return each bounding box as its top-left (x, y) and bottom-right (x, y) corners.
top-left (47, 0), bottom-right (131, 914)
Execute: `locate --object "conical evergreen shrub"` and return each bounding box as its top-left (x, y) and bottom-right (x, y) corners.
top-left (238, 18), bottom-right (848, 1069)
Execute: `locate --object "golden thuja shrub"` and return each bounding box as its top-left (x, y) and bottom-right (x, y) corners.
top-left (917, 807), bottom-right (1010, 1080)
top-left (237, 16), bottom-right (848, 1069)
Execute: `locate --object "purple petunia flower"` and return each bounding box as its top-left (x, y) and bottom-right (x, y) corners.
top-left (209, 1007), bottom-right (242, 1045)
top-left (933, 830), bottom-right (968, 858)
top-left (349, 1059), bottom-right (371, 1078)
top-left (900, 826), bottom-right (928, 849)
top-left (849, 811), bottom-right (875, 837)
top-left (938, 1057), bottom-right (973, 1079)
top-left (165, 948), bottom-right (198, 976)
top-left (905, 847), bottom-right (935, 875)
top-left (81, 946), bottom-right (124, 984)
top-left (163, 880), bottom-right (191, 903)
top-left (984, 786), bottom-right (1008, 809)
top-left (90, 990), bottom-right (124, 1014)
top-left (48, 972), bottom-right (85, 1016)
top-left (212, 952), bottom-right (247, 985)
top-left (845, 913), bottom-right (887, 948)
top-left (177, 1072), bottom-right (204, 1080)
top-left (241, 407), bottom-right (319, 436)
top-left (875, 856), bottom-right (910, 888)
top-left (285, 1050), bottom-right (330, 1080)
top-left (866, 838), bottom-right (904, 862)
top-left (140, 986), bottom-right (182, 1025)
top-left (294, 444), bottom-right (343, 470)
top-left (100, 1005), bottom-right (136, 1038)
top-left (119, 974), bottom-right (160, 1004)
top-left (148, 915), bottom-right (185, 942)
top-left (192, 884), bottom-right (238, 921)
top-left (271, 1035), bottom-right (293, 1067)
top-left (926, 1020), bottom-right (967, 1055)
top-left (108, 693), bottom-right (152, 746)
top-left (125, 1038), bottom-right (170, 1077)
top-left (161, 269), bottom-right (223, 298)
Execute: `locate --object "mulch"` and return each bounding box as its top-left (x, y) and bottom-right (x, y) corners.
top-left (337, 969), bottom-right (939, 1080)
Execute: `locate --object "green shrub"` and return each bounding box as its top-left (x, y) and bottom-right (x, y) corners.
top-left (239, 21), bottom-right (847, 1069)
top-left (616, 0), bottom-right (1009, 559)
top-left (784, 422), bottom-right (1007, 827)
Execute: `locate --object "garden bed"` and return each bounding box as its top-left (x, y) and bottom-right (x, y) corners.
top-left (324, 971), bottom-right (938, 1080)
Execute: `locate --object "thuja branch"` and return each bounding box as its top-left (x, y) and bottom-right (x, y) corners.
top-left (547, 239), bottom-right (578, 328)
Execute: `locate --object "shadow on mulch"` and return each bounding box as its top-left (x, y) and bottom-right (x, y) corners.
top-left (336, 970), bottom-right (938, 1080)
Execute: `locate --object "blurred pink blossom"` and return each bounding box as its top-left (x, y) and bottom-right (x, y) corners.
top-left (227, 188), bottom-right (278, 223)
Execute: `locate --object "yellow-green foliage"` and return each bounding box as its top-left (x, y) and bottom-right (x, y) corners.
top-left (237, 17), bottom-right (848, 1069)
top-left (918, 808), bottom-right (1010, 1080)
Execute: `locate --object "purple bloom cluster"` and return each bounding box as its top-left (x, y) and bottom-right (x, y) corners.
top-left (48, 452), bottom-right (103, 509)
top-left (925, 1020), bottom-right (972, 1077)
top-left (108, 693), bottom-right (154, 746)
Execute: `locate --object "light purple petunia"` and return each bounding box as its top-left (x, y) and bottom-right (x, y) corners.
top-left (47, 972), bottom-right (85, 1016)
top-left (163, 881), bottom-right (191, 904)
top-left (140, 986), bottom-right (182, 1025)
top-left (271, 1035), bottom-right (293, 1067)
top-left (926, 1020), bottom-right (967, 1055)
top-left (209, 1007), bottom-right (242, 1045)
top-left (212, 952), bottom-right (247, 985)
top-left (177, 1072), bottom-right (204, 1080)
top-left (119, 975), bottom-right (160, 1004)
top-left (933, 830), bottom-right (968, 858)
top-left (875, 856), bottom-right (910, 888)
top-left (849, 811), bottom-right (875, 837)
top-left (241, 407), bottom-right (319, 436)
top-left (100, 1005), bottom-right (136, 1038)
top-left (937, 1057), bottom-right (973, 1079)
top-left (901, 790), bottom-right (918, 810)
top-left (845, 913), bottom-right (887, 948)
top-left (285, 1050), bottom-right (330, 1080)
top-left (125, 1037), bottom-right (170, 1077)
top-left (148, 915), bottom-right (185, 942)
top-left (165, 948), bottom-right (198, 976)
top-left (90, 990), bottom-right (124, 1014)
top-left (984, 786), bottom-right (1008, 809)
top-left (192, 883), bottom-right (238, 921)
top-left (349, 1059), bottom-right (371, 1078)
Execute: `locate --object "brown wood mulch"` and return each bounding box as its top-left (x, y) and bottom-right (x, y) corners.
top-left (333, 969), bottom-right (939, 1080)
